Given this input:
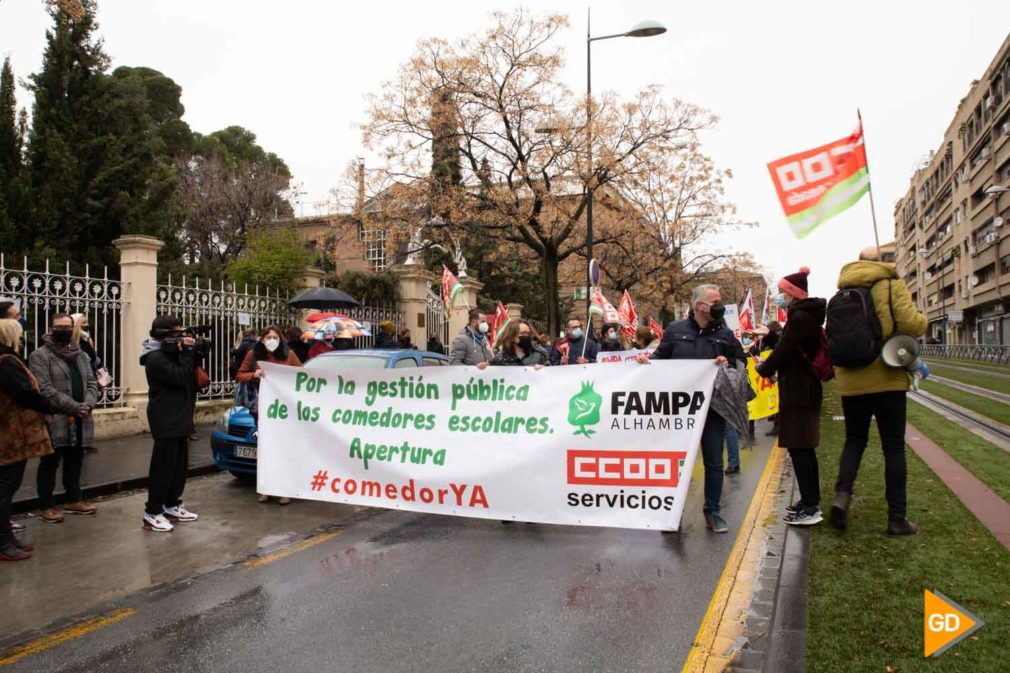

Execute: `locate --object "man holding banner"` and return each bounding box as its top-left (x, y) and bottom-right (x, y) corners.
top-left (637, 284), bottom-right (743, 534)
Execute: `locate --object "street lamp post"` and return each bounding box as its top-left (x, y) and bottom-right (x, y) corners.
top-left (583, 13), bottom-right (666, 316)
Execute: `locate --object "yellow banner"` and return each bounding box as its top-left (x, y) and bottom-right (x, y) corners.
top-left (747, 356), bottom-right (778, 420)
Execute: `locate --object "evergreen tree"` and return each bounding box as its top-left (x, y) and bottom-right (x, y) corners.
top-left (0, 57), bottom-right (23, 252)
top-left (26, 0), bottom-right (110, 264)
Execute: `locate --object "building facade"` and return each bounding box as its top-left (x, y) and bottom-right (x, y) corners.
top-left (895, 34), bottom-right (1010, 345)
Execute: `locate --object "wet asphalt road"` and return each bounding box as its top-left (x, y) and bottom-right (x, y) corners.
top-left (9, 431), bottom-right (773, 673)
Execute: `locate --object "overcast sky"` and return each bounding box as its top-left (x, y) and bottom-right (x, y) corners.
top-left (3, 1), bottom-right (1009, 300)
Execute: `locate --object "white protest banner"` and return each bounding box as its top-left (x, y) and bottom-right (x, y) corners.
top-left (596, 349), bottom-right (654, 363)
top-left (258, 360), bottom-right (717, 531)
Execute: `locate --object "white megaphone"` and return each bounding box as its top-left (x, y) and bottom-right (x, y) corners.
top-left (881, 334), bottom-right (922, 371)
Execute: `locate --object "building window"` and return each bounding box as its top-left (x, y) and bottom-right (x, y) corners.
top-left (1001, 255), bottom-right (1010, 275)
top-left (361, 227), bottom-right (387, 271)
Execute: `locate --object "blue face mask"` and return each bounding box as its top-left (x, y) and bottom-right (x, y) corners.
top-left (774, 293), bottom-right (790, 309)
top-left (569, 328), bottom-right (583, 340)
top-left (742, 337), bottom-right (754, 347)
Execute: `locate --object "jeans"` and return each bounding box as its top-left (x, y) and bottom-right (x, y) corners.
top-left (0, 461), bottom-right (27, 545)
top-left (36, 444), bottom-right (85, 509)
top-left (725, 426), bottom-right (741, 469)
top-left (700, 412), bottom-right (727, 515)
top-left (788, 448), bottom-right (820, 510)
top-left (835, 391), bottom-right (908, 519)
top-left (146, 437), bottom-right (190, 516)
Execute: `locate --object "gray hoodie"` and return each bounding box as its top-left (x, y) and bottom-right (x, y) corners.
top-left (140, 338), bottom-right (161, 364)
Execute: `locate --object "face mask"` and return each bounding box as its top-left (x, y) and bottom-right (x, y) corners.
top-left (742, 337), bottom-right (754, 347)
top-left (264, 338), bottom-right (280, 352)
top-left (708, 303), bottom-right (726, 321)
top-left (52, 327), bottom-right (73, 345)
top-left (81, 330), bottom-right (91, 341)
top-left (569, 328), bottom-right (583, 340)
top-left (774, 293), bottom-right (789, 309)
top-left (607, 331), bottom-right (618, 341)
top-left (518, 335), bottom-right (533, 350)
top-left (478, 322), bottom-right (489, 334)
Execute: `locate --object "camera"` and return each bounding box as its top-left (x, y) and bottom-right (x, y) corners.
top-left (157, 324), bottom-right (213, 356)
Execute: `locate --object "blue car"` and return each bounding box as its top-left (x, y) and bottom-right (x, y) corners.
top-left (211, 349), bottom-right (449, 478)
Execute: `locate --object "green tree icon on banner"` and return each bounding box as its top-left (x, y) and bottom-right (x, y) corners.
top-left (568, 381), bottom-right (602, 437)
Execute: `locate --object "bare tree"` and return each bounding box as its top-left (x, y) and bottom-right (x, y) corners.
top-left (174, 152), bottom-right (293, 279)
top-left (362, 9), bottom-right (723, 335)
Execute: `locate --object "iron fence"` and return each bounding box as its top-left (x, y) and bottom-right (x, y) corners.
top-left (425, 284), bottom-right (450, 353)
top-left (156, 277), bottom-right (299, 400)
top-left (921, 344), bottom-right (1010, 365)
top-left (0, 255), bottom-right (124, 407)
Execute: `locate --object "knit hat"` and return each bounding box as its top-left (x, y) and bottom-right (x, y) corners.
top-left (778, 267), bottom-right (810, 300)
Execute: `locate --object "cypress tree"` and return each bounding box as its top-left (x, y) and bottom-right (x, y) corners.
top-left (0, 57), bottom-right (21, 252)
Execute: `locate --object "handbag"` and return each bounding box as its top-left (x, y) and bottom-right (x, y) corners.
top-left (195, 365), bottom-right (211, 391)
top-left (801, 330), bottom-right (836, 382)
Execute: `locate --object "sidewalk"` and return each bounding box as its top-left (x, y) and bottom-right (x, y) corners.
top-left (13, 425), bottom-right (218, 513)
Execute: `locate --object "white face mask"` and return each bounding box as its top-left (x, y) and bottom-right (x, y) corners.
top-left (81, 330), bottom-right (91, 340)
top-left (478, 322), bottom-right (489, 334)
top-left (264, 338), bottom-right (280, 352)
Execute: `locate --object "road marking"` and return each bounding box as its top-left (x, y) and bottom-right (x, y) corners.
top-left (244, 530), bottom-right (343, 569)
top-left (0, 608), bottom-right (136, 667)
top-left (680, 440), bottom-right (785, 673)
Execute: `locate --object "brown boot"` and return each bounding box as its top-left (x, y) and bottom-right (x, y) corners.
top-left (887, 518), bottom-right (919, 536)
top-left (39, 508), bottom-right (64, 524)
top-left (63, 501), bottom-right (97, 515)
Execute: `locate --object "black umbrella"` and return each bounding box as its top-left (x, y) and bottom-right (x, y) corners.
top-left (288, 286), bottom-right (360, 309)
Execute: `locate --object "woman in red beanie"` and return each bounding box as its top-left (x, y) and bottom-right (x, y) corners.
top-left (757, 267), bottom-right (827, 526)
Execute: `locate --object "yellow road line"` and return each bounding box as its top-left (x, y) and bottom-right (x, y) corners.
top-left (0, 608), bottom-right (136, 667)
top-left (244, 530), bottom-right (343, 570)
top-left (680, 441), bottom-right (785, 673)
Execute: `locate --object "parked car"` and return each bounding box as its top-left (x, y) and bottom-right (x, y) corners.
top-left (211, 349), bottom-right (449, 477)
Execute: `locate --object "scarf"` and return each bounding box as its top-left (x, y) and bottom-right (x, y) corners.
top-left (43, 333), bottom-right (83, 362)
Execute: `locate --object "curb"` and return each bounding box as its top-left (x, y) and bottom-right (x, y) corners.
top-left (680, 441), bottom-right (786, 673)
top-left (12, 463), bottom-right (221, 514)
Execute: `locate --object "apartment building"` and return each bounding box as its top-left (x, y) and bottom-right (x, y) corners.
top-left (894, 34), bottom-right (1010, 345)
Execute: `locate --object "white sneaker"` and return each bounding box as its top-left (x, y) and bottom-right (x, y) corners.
top-left (164, 504), bottom-right (198, 522)
top-left (143, 512), bottom-right (174, 532)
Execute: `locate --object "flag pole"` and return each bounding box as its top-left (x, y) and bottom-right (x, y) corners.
top-left (858, 109), bottom-right (882, 260)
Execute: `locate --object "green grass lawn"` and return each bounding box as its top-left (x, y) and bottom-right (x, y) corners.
top-left (926, 362), bottom-right (1010, 396)
top-left (924, 356), bottom-right (1010, 372)
top-left (919, 380), bottom-right (1010, 426)
top-left (807, 386), bottom-right (1010, 673)
top-left (907, 403), bottom-right (1010, 504)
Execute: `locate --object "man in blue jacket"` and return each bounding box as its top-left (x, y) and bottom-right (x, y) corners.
top-left (637, 284), bottom-right (742, 533)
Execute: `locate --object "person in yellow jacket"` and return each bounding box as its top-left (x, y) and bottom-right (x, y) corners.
top-left (829, 248), bottom-right (927, 536)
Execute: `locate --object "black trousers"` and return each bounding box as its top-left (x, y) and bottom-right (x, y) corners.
top-left (836, 391), bottom-right (908, 519)
top-left (36, 444), bottom-right (85, 509)
top-left (0, 460), bottom-right (27, 545)
top-left (788, 448), bottom-right (820, 510)
top-left (146, 437), bottom-right (189, 516)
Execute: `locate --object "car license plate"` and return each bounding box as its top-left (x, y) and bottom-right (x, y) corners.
top-left (234, 446), bottom-right (257, 459)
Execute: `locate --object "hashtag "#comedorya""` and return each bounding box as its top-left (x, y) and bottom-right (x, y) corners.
top-left (309, 471), bottom-right (489, 509)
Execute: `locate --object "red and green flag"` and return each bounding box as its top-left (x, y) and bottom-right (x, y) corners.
top-left (441, 266), bottom-right (463, 317)
top-left (488, 301), bottom-right (511, 348)
top-left (767, 119), bottom-right (869, 238)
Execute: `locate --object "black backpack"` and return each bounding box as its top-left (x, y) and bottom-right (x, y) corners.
top-left (825, 283), bottom-right (889, 368)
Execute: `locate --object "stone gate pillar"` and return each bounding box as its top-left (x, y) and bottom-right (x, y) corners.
top-left (113, 235), bottom-right (164, 415)
top-left (393, 265), bottom-right (436, 347)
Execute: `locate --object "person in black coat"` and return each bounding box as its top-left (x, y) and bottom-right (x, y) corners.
top-left (757, 268), bottom-right (825, 526)
top-left (140, 316), bottom-right (201, 532)
top-left (636, 284), bottom-right (743, 534)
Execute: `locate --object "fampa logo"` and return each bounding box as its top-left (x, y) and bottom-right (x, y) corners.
top-left (568, 381), bottom-right (602, 437)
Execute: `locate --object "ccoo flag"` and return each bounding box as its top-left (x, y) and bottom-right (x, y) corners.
top-left (767, 120), bottom-right (869, 238)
